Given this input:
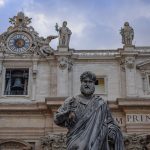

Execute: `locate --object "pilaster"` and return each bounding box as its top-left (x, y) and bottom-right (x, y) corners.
top-left (122, 46), bottom-right (138, 97)
top-left (56, 47), bottom-right (72, 97)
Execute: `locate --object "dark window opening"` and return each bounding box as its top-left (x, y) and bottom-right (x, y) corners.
top-left (4, 68), bottom-right (29, 95)
top-left (95, 78), bottom-right (105, 93)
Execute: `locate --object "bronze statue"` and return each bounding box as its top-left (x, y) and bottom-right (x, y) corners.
top-left (54, 71), bottom-right (124, 150)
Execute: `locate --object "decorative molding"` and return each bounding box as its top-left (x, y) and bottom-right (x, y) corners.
top-left (137, 59), bottom-right (150, 70)
top-left (0, 140), bottom-right (32, 150)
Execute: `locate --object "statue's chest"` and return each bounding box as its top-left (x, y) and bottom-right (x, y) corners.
top-left (74, 102), bottom-right (88, 119)
top-left (61, 28), bottom-right (68, 33)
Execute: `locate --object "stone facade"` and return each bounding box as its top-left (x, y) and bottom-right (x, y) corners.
top-left (0, 12), bottom-right (150, 149)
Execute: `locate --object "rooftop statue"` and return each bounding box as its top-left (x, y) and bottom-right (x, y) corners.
top-left (55, 21), bottom-right (72, 47)
top-left (54, 71), bottom-right (124, 150)
top-left (120, 22), bottom-right (134, 46)
top-left (37, 35), bottom-right (58, 56)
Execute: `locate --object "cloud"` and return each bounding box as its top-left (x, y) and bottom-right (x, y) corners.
top-left (23, 0), bottom-right (92, 49)
top-left (0, 0), bottom-right (5, 7)
top-left (1, 0), bottom-right (150, 49)
top-left (24, 11), bottom-right (58, 49)
top-left (25, 10), bottom-right (91, 49)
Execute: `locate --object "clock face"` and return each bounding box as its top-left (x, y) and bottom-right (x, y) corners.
top-left (7, 32), bottom-right (32, 53)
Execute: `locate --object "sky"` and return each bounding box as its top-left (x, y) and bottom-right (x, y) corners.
top-left (0, 0), bottom-right (150, 50)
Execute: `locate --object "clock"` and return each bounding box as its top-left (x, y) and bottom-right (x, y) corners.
top-left (7, 32), bottom-right (32, 53)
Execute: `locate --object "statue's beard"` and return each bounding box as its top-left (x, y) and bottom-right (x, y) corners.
top-left (80, 85), bottom-right (95, 97)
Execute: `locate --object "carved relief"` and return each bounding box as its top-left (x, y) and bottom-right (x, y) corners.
top-left (9, 11), bottom-right (31, 28)
top-left (41, 133), bottom-right (150, 150)
top-left (58, 57), bottom-right (73, 71)
top-left (58, 57), bottom-right (68, 70)
top-left (125, 57), bottom-right (135, 69)
top-left (41, 133), bottom-right (67, 150)
top-left (36, 36), bottom-right (57, 56)
top-left (0, 140), bottom-right (32, 150)
top-left (124, 134), bottom-right (150, 150)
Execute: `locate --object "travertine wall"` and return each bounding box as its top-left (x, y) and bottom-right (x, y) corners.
top-left (72, 61), bottom-right (121, 101)
top-left (0, 47), bottom-right (150, 150)
top-left (36, 61), bottom-right (51, 101)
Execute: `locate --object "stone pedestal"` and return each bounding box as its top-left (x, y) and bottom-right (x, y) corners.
top-left (123, 45), bottom-right (135, 51)
top-left (57, 46), bottom-right (69, 52)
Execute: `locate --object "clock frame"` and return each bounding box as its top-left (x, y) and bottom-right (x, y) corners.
top-left (7, 32), bottom-right (32, 54)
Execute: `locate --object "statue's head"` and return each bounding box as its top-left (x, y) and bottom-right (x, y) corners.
top-left (63, 21), bottom-right (67, 27)
top-left (80, 71), bottom-right (96, 97)
top-left (124, 22), bottom-right (129, 26)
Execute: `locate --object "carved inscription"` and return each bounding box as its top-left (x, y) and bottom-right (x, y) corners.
top-left (114, 114), bottom-right (150, 126)
top-left (114, 117), bottom-right (124, 125)
top-left (126, 114), bottom-right (150, 124)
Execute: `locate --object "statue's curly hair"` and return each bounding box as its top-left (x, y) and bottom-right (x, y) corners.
top-left (80, 71), bottom-right (96, 82)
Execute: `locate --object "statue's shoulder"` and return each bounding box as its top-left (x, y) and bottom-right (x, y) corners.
top-left (94, 95), bottom-right (106, 105)
top-left (64, 96), bottom-right (77, 104)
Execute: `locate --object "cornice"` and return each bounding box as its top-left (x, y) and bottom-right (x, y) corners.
top-left (0, 102), bottom-right (47, 112)
top-left (117, 98), bottom-right (150, 107)
top-left (45, 96), bottom-right (150, 111)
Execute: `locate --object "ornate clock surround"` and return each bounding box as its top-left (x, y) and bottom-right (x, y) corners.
top-left (0, 11), bottom-right (57, 56)
top-left (6, 31), bottom-right (32, 54)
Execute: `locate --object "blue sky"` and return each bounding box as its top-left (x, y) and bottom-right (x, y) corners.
top-left (0, 0), bottom-right (150, 50)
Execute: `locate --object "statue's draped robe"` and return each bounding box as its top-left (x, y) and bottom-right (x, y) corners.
top-left (54, 95), bottom-right (124, 150)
